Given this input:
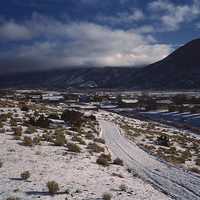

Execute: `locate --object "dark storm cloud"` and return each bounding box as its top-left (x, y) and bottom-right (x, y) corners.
top-left (0, 0), bottom-right (199, 73)
top-left (0, 13), bottom-right (172, 73)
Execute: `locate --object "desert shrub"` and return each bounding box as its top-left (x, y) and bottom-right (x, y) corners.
top-left (102, 193), bottom-right (112, 200)
top-left (72, 135), bottom-right (86, 145)
top-left (33, 111), bottom-right (39, 117)
top-left (84, 115), bottom-right (96, 121)
top-left (13, 126), bottom-right (22, 137)
top-left (23, 136), bottom-right (33, 146)
top-left (195, 158), bottom-right (200, 166)
top-left (167, 147), bottom-right (177, 154)
top-left (94, 138), bottom-right (105, 144)
top-left (61, 109), bottom-right (83, 128)
top-left (113, 158), bottom-right (124, 166)
top-left (96, 154), bottom-right (109, 167)
top-left (67, 143), bottom-right (81, 153)
top-left (43, 129), bottom-right (48, 133)
top-left (7, 197), bottom-right (20, 200)
top-left (182, 150), bottom-right (192, 160)
top-left (7, 112), bottom-right (13, 118)
top-left (119, 184), bottom-right (127, 191)
top-left (54, 134), bottom-right (66, 146)
top-left (87, 142), bottom-right (104, 153)
top-left (21, 106), bottom-right (29, 112)
top-left (33, 136), bottom-right (41, 145)
top-left (20, 171), bottom-right (30, 180)
top-left (156, 135), bottom-right (170, 147)
top-left (75, 189), bottom-right (81, 193)
top-left (189, 167), bottom-right (200, 174)
top-left (10, 118), bottom-right (17, 127)
top-left (166, 155), bottom-right (186, 164)
top-left (85, 132), bottom-right (95, 140)
top-left (0, 121), bottom-right (3, 128)
top-left (47, 181), bottom-right (60, 194)
top-left (54, 129), bottom-right (65, 136)
top-left (35, 151), bottom-right (41, 155)
top-left (27, 117), bottom-right (36, 126)
top-left (28, 115), bottom-right (49, 128)
top-left (79, 138), bottom-right (86, 145)
top-left (15, 118), bottom-right (22, 123)
top-left (14, 135), bottom-right (21, 140)
top-left (0, 114), bottom-right (9, 122)
top-left (0, 128), bottom-right (5, 133)
top-left (25, 126), bottom-right (36, 134)
top-left (70, 126), bottom-right (81, 132)
top-left (111, 172), bottom-right (124, 178)
top-left (168, 105), bottom-right (177, 112)
top-left (42, 133), bottom-right (53, 142)
top-left (65, 188), bottom-right (70, 194)
top-left (48, 113), bottom-right (60, 120)
top-left (36, 115), bottom-right (49, 128)
top-left (87, 115), bottom-right (96, 121)
top-left (99, 153), bottom-right (112, 161)
top-left (0, 160), bottom-right (3, 168)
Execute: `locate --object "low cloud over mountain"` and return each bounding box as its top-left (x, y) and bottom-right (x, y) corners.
top-left (0, 0), bottom-right (200, 73)
top-left (0, 14), bottom-right (171, 73)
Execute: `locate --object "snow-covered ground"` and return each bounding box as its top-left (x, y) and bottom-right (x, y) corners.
top-left (98, 118), bottom-right (200, 200)
top-left (0, 101), bottom-right (171, 200)
top-left (99, 110), bottom-right (200, 173)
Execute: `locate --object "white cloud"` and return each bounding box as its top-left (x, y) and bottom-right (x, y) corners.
top-left (96, 9), bottom-right (145, 25)
top-left (196, 22), bottom-right (200, 28)
top-left (149, 0), bottom-right (200, 31)
top-left (0, 14), bottom-right (172, 71)
top-left (0, 21), bottom-right (33, 41)
top-left (133, 25), bottom-right (155, 34)
top-left (128, 9), bottom-right (145, 21)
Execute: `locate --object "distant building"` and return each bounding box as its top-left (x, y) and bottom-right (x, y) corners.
top-left (100, 100), bottom-right (118, 109)
top-left (30, 95), bottom-right (41, 100)
top-left (48, 119), bottom-right (67, 128)
top-left (42, 94), bottom-right (64, 102)
top-left (156, 100), bottom-right (173, 105)
top-left (120, 99), bottom-right (139, 108)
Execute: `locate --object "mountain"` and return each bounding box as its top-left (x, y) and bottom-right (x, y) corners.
top-left (129, 38), bottom-right (200, 89)
top-left (0, 39), bottom-right (200, 90)
top-left (0, 67), bottom-right (139, 89)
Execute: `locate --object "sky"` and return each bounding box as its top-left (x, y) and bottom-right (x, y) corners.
top-left (0, 0), bottom-right (200, 73)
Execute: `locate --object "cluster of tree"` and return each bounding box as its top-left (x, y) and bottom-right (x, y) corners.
top-left (172, 94), bottom-right (200, 105)
top-left (47, 113), bottom-right (60, 120)
top-left (92, 95), bottom-right (109, 102)
top-left (61, 109), bottom-right (96, 128)
top-left (168, 104), bottom-right (200, 113)
top-left (20, 105), bottom-right (29, 112)
top-left (28, 115), bottom-right (49, 128)
top-left (138, 96), bottom-right (157, 111)
top-left (64, 94), bottom-right (79, 101)
top-left (61, 109), bottom-right (84, 128)
top-left (85, 114), bottom-right (96, 121)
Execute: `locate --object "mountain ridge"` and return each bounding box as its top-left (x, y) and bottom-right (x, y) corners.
top-left (0, 38), bottom-right (200, 90)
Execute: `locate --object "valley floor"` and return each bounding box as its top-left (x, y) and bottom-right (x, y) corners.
top-left (0, 108), bottom-right (170, 200)
top-left (98, 112), bottom-right (200, 200)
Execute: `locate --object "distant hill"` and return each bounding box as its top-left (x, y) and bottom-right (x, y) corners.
top-left (0, 39), bottom-right (200, 90)
top-left (0, 67), bottom-right (139, 89)
top-left (129, 38), bottom-right (200, 89)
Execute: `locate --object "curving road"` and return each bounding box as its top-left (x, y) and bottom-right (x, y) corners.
top-left (99, 120), bottom-right (200, 200)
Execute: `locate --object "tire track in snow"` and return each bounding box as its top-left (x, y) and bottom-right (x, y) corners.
top-left (99, 120), bottom-right (200, 200)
